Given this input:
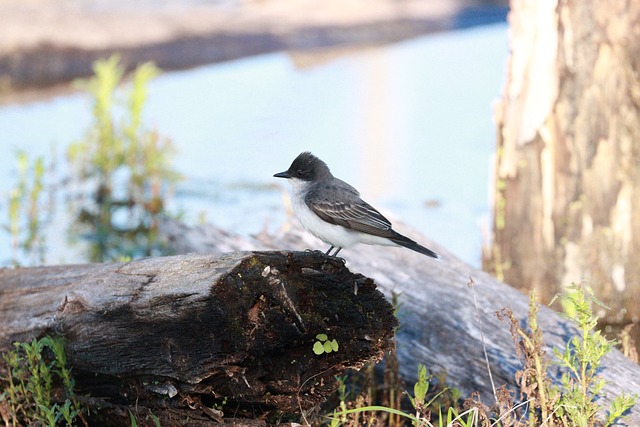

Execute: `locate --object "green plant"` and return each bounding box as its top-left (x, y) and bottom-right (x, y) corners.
top-left (498, 284), bottom-right (636, 427)
top-left (319, 290), bottom-right (471, 427)
top-left (330, 364), bottom-right (476, 427)
top-left (0, 336), bottom-right (84, 426)
top-left (313, 334), bottom-right (339, 355)
top-left (498, 290), bottom-right (558, 426)
top-left (319, 284), bottom-right (636, 427)
top-left (68, 55), bottom-right (180, 262)
top-left (438, 406), bottom-right (477, 427)
top-left (128, 409), bottom-right (161, 427)
top-left (407, 363), bottom-right (430, 424)
top-left (129, 410), bottom-right (139, 427)
top-left (3, 150), bottom-right (49, 266)
top-left (327, 376), bottom-right (349, 427)
top-left (552, 284), bottom-right (636, 427)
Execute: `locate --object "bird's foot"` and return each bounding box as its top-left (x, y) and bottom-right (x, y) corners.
top-left (334, 256), bottom-right (346, 265)
top-left (304, 248), bottom-right (345, 264)
top-left (304, 248), bottom-right (327, 256)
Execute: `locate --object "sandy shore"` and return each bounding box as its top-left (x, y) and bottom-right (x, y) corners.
top-left (0, 0), bottom-right (507, 99)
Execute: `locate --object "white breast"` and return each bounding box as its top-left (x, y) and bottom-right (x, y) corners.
top-left (287, 179), bottom-right (396, 249)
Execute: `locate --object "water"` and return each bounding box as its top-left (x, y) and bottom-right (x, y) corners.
top-left (0, 22), bottom-right (509, 267)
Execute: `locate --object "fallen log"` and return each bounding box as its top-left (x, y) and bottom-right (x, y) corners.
top-left (160, 217), bottom-right (640, 425)
top-left (0, 251), bottom-right (397, 426)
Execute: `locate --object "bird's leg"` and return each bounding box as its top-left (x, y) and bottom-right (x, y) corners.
top-left (323, 246), bottom-right (344, 258)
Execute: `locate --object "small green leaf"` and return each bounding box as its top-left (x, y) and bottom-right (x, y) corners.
top-left (129, 409), bottom-right (138, 427)
top-left (329, 339), bottom-right (339, 352)
top-left (313, 341), bottom-right (325, 355)
top-left (323, 341), bottom-right (334, 353)
top-left (150, 413), bottom-right (161, 427)
top-left (414, 363), bottom-right (429, 404)
top-left (316, 334), bottom-right (328, 342)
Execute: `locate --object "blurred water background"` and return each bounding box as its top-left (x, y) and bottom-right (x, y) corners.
top-left (0, 21), bottom-right (508, 267)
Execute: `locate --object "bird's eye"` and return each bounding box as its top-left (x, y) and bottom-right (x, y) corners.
top-left (296, 170), bottom-right (304, 177)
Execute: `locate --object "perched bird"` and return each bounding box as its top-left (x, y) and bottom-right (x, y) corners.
top-left (274, 152), bottom-right (438, 259)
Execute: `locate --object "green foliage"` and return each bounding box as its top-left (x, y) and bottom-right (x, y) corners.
top-left (330, 405), bottom-right (430, 426)
top-left (0, 336), bottom-right (83, 426)
top-left (551, 284), bottom-right (637, 427)
top-left (328, 363), bottom-right (476, 427)
top-left (408, 363), bottom-right (429, 423)
top-left (2, 55), bottom-right (179, 267)
top-left (328, 376), bottom-right (350, 427)
top-left (324, 285), bottom-right (636, 427)
top-left (320, 292), bottom-right (469, 427)
top-left (499, 284), bottom-right (636, 427)
top-left (313, 333), bottom-right (339, 355)
top-left (437, 406), bottom-right (477, 427)
top-left (68, 55), bottom-right (180, 262)
top-left (128, 409), bottom-right (161, 427)
top-left (129, 409), bottom-right (139, 427)
top-left (3, 150), bottom-right (49, 266)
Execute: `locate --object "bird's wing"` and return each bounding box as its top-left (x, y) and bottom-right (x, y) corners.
top-left (305, 185), bottom-right (395, 237)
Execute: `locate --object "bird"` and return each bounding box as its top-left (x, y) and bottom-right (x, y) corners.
top-left (274, 151), bottom-right (438, 259)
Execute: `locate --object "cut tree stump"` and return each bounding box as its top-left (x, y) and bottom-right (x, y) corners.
top-left (0, 251), bottom-right (397, 426)
top-left (160, 217), bottom-right (640, 425)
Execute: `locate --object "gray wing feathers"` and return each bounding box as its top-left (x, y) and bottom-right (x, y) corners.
top-left (305, 185), bottom-right (395, 237)
top-left (304, 182), bottom-right (439, 259)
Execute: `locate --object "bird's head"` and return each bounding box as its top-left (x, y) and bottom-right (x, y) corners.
top-left (274, 152), bottom-right (332, 182)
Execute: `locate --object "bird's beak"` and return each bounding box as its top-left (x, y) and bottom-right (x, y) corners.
top-left (274, 171), bottom-right (290, 179)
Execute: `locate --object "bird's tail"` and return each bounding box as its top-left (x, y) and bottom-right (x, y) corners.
top-left (389, 231), bottom-right (439, 259)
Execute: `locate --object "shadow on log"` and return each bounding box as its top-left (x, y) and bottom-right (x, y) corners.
top-left (0, 251), bottom-right (397, 426)
top-left (159, 217), bottom-right (640, 425)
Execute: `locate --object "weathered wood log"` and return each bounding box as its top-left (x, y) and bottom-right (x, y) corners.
top-left (160, 217), bottom-right (640, 424)
top-left (0, 251), bottom-right (397, 426)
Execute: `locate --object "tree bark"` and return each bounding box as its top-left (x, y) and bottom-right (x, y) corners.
top-left (0, 251), bottom-right (397, 426)
top-left (485, 0), bottom-right (640, 324)
top-left (160, 218), bottom-right (640, 425)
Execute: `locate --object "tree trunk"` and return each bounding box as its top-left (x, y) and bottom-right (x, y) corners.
top-left (0, 251), bottom-right (397, 426)
top-left (485, 0), bottom-right (640, 324)
top-left (160, 218), bottom-right (640, 425)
